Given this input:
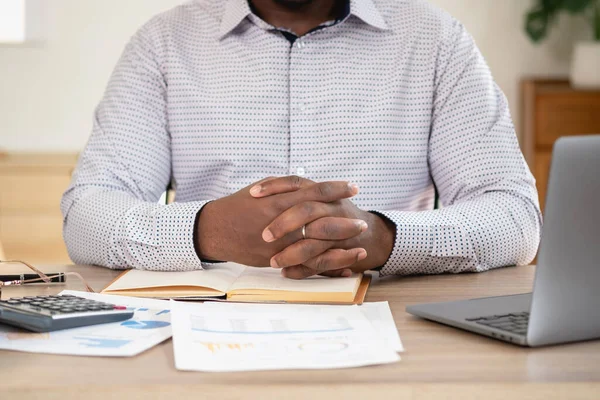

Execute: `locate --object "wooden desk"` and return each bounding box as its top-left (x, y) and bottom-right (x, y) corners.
top-left (2, 265), bottom-right (599, 399)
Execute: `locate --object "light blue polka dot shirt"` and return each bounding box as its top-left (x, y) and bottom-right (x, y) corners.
top-left (61, 0), bottom-right (543, 276)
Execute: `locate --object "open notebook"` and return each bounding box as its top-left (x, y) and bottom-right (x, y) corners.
top-left (102, 263), bottom-right (371, 305)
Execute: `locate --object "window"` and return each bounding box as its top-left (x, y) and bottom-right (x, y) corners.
top-left (0, 0), bottom-right (26, 43)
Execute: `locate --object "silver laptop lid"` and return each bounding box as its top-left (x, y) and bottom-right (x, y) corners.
top-left (528, 135), bottom-right (600, 347)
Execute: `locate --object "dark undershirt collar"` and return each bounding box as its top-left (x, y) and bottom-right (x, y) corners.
top-left (249, 0), bottom-right (351, 44)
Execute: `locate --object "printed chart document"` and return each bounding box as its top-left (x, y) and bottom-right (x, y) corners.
top-left (172, 302), bottom-right (400, 372)
top-left (0, 291), bottom-right (172, 357)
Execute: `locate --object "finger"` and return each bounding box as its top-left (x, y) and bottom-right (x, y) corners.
top-left (263, 204), bottom-right (368, 242)
top-left (306, 217), bottom-right (368, 241)
top-left (319, 269), bottom-right (353, 278)
top-left (280, 265), bottom-right (314, 280)
top-left (263, 201), bottom-right (330, 242)
top-left (283, 248), bottom-right (368, 279)
top-left (304, 248), bottom-right (367, 274)
top-left (270, 239), bottom-right (334, 269)
top-left (255, 176), bottom-right (279, 185)
top-left (275, 181), bottom-right (359, 213)
top-left (250, 175), bottom-right (313, 197)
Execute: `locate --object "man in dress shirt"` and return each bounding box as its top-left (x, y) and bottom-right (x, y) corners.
top-left (61, 0), bottom-right (542, 279)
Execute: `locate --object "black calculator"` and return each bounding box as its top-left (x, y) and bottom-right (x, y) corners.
top-left (0, 294), bottom-right (134, 332)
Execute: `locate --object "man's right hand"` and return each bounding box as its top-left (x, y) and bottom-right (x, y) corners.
top-left (195, 177), bottom-right (367, 269)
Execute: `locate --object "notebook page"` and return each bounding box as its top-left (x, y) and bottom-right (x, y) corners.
top-left (103, 263), bottom-right (246, 294)
top-left (229, 266), bottom-right (360, 293)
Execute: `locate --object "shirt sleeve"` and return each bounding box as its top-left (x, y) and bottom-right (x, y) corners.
top-left (373, 20), bottom-right (542, 276)
top-left (61, 18), bottom-right (209, 271)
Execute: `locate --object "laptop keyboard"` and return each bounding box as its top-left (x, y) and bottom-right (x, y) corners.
top-left (466, 312), bottom-right (530, 336)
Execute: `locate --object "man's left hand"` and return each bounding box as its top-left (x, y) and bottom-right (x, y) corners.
top-left (250, 176), bottom-right (396, 279)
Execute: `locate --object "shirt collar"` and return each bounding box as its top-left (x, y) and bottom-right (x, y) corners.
top-left (218, 0), bottom-right (253, 39)
top-left (349, 0), bottom-right (389, 31)
top-left (218, 0), bottom-right (389, 39)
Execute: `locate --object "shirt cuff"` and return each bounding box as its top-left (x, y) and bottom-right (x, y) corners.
top-left (156, 200), bottom-right (213, 271)
top-left (368, 210), bottom-right (434, 277)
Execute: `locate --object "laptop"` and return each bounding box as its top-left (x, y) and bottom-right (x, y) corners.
top-left (407, 135), bottom-right (600, 347)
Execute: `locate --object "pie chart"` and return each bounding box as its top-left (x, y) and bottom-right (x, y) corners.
top-left (120, 320), bottom-right (171, 330)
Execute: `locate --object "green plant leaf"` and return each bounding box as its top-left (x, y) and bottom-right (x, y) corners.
top-left (524, 0), bottom-right (599, 42)
top-left (561, 0), bottom-right (594, 13)
top-left (526, 9), bottom-right (550, 42)
top-left (541, 0), bottom-right (564, 12)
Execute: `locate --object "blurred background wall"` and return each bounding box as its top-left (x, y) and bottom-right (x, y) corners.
top-left (0, 0), bottom-right (590, 151)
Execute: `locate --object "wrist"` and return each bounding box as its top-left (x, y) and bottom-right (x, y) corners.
top-left (195, 201), bottom-right (225, 261)
top-left (362, 211), bottom-right (396, 269)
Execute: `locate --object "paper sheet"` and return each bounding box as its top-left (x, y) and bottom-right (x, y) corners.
top-left (0, 290), bottom-right (172, 357)
top-left (172, 302), bottom-right (400, 372)
top-left (359, 302), bottom-right (404, 352)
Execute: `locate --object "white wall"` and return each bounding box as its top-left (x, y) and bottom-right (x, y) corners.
top-left (0, 0), bottom-right (591, 152)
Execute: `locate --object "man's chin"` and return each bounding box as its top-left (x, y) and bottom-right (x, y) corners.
top-left (272, 0), bottom-right (316, 9)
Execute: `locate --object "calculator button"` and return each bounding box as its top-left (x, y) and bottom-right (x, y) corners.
top-left (7, 300), bottom-right (21, 305)
top-left (60, 308), bottom-right (76, 313)
top-left (113, 306), bottom-right (127, 310)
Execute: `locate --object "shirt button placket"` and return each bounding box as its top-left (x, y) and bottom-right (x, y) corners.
top-left (289, 36), bottom-right (310, 179)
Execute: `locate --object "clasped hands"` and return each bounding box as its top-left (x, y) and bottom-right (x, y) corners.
top-left (196, 176), bottom-right (395, 279)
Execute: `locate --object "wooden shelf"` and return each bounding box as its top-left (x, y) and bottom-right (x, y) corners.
top-left (0, 153), bottom-right (78, 263)
top-left (521, 79), bottom-right (600, 211)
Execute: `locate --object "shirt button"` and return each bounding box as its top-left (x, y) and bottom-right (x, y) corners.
top-left (298, 103), bottom-right (306, 112)
top-left (296, 167), bottom-right (306, 176)
top-left (297, 40), bottom-right (305, 49)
